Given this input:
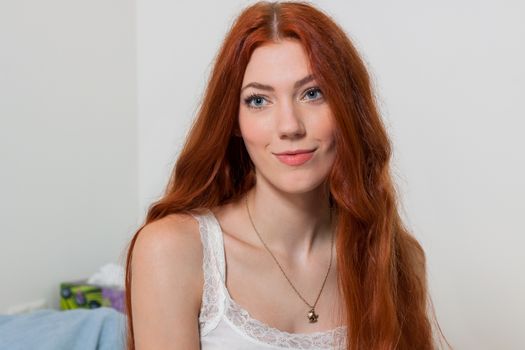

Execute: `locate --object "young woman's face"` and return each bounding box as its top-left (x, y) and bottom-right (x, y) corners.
top-left (238, 39), bottom-right (336, 194)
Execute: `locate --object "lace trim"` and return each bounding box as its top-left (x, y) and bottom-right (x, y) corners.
top-left (225, 295), bottom-right (347, 349)
top-left (198, 208), bottom-right (348, 349)
top-left (191, 211), bottom-right (225, 336)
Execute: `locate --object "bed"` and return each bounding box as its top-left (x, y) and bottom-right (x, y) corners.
top-left (0, 307), bottom-right (126, 349)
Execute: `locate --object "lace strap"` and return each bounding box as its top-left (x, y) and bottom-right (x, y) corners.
top-left (190, 210), bottom-right (227, 336)
top-left (203, 209), bottom-right (227, 282)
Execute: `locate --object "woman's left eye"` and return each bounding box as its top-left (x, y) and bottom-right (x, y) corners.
top-left (302, 87), bottom-right (323, 101)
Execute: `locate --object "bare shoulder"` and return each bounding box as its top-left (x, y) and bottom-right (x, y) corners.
top-left (130, 212), bottom-right (203, 349)
top-left (132, 212), bottom-right (203, 282)
top-left (134, 212), bottom-right (202, 254)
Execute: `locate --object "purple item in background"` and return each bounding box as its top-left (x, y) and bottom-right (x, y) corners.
top-left (60, 279), bottom-right (125, 313)
top-left (75, 291), bottom-right (86, 305)
top-left (102, 287), bottom-right (125, 313)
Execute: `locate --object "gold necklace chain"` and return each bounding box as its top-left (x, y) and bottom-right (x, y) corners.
top-left (244, 195), bottom-right (334, 323)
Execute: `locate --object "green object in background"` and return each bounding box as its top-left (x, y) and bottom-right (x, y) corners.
top-left (60, 280), bottom-right (110, 310)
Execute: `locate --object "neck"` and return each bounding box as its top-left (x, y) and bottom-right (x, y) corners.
top-left (244, 184), bottom-right (335, 263)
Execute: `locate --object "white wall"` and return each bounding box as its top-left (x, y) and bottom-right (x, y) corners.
top-left (136, 1), bottom-right (524, 349)
top-left (0, 0), bottom-right (138, 312)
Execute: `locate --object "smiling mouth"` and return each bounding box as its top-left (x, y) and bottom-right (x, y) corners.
top-left (273, 149), bottom-right (315, 166)
top-left (273, 148), bottom-right (316, 156)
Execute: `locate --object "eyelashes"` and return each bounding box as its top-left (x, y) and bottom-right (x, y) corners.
top-left (243, 86), bottom-right (324, 110)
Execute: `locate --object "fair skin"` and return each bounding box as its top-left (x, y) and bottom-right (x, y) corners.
top-left (131, 39), bottom-right (342, 349)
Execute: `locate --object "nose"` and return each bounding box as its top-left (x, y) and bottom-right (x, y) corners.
top-left (276, 100), bottom-right (306, 139)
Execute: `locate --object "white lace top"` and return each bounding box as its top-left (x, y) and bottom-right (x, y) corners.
top-left (190, 208), bottom-right (347, 350)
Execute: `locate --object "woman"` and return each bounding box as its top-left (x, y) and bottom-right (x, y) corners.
top-left (125, 1), bottom-right (451, 349)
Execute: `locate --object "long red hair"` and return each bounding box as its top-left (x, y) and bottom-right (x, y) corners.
top-left (124, 1), bottom-right (452, 349)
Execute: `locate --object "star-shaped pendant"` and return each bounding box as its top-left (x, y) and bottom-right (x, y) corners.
top-left (307, 308), bottom-right (319, 323)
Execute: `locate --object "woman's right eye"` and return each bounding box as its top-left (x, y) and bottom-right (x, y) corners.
top-left (243, 94), bottom-right (269, 110)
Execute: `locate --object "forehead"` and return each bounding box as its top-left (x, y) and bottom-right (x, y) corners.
top-left (242, 39), bottom-right (313, 85)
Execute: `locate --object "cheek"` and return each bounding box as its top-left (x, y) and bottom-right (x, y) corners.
top-left (312, 111), bottom-right (337, 145)
top-left (238, 113), bottom-right (270, 148)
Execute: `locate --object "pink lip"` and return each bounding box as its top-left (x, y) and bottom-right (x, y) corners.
top-left (274, 149), bottom-right (315, 166)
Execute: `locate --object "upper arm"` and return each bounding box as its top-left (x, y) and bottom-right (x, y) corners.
top-left (130, 213), bottom-right (203, 350)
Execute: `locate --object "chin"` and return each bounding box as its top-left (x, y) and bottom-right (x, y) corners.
top-left (253, 163), bottom-right (330, 194)
top-left (273, 176), bottom-right (327, 195)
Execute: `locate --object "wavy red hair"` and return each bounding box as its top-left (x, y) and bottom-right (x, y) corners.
top-left (124, 1), bottom-right (452, 349)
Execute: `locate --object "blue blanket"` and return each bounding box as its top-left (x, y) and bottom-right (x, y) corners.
top-left (0, 307), bottom-right (126, 350)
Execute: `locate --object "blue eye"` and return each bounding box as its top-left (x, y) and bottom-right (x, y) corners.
top-left (303, 87), bottom-right (323, 101)
top-left (244, 94), bottom-right (268, 109)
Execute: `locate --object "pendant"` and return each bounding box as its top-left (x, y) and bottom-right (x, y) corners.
top-left (307, 308), bottom-right (319, 323)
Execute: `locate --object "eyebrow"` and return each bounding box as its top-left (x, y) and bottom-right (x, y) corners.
top-left (240, 74), bottom-right (315, 93)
